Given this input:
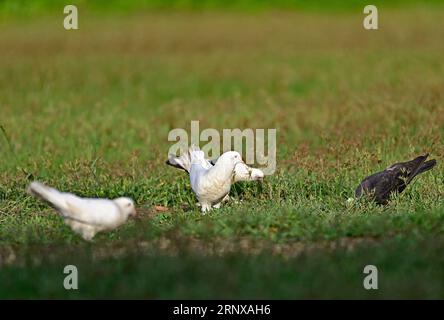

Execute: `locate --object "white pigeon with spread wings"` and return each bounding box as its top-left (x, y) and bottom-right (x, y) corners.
top-left (27, 181), bottom-right (137, 240)
top-left (167, 146), bottom-right (264, 182)
top-left (168, 146), bottom-right (263, 213)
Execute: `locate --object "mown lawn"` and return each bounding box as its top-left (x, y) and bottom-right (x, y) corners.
top-left (1, 6), bottom-right (444, 298)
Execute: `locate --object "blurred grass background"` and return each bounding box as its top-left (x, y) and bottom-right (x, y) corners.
top-left (1, 0), bottom-right (444, 18)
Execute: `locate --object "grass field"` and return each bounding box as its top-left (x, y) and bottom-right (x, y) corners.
top-left (1, 3), bottom-right (444, 298)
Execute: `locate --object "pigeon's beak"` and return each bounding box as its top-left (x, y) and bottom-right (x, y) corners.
top-left (250, 169), bottom-right (265, 182)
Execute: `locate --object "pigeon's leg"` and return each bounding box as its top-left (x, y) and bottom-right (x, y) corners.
top-left (80, 226), bottom-right (97, 241)
top-left (213, 202), bottom-right (222, 209)
top-left (66, 220), bottom-right (96, 241)
top-left (65, 219), bottom-right (81, 232)
top-left (200, 203), bottom-right (212, 214)
top-left (221, 194), bottom-right (241, 204)
top-left (221, 195), bottom-right (231, 203)
top-left (213, 194), bottom-right (234, 208)
top-left (213, 195), bottom-right (235, 207)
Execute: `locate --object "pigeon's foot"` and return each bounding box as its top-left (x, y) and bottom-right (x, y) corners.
top-left (200, 203), bottom-right (212, 214)
top-left (221, 195), bottom-right (231, 203)
top-left (67, 220), bottom-right (97, 241)
top-left (81, 235), bottom-right (95, 242)
top-left (80, 227), bottom-right (97, 241)
top-left (213, 202), bottom-right (221, 209)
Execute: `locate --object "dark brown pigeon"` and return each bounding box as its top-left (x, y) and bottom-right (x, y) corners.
top-left (355, 154), bottom-right (437, 205)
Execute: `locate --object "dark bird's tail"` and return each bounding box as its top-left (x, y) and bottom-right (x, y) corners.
top-left (415, 159), bottom-right (437, 175)
top-left (405, 154), bottom-right (437, 184)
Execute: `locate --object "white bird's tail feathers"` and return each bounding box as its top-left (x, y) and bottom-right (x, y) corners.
top-left (167, 145), bottom-right (211, 172)
top-left (190, 148), bottom-right (206, 165)
top-left (27, 181), bottom-right (68, 212)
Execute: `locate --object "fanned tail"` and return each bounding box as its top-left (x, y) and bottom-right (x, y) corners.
top-left (166, 152), bottom-right (192, 173)
top-left (167, 145), bottom-right (212, 172)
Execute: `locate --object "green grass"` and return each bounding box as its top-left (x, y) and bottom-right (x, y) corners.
top-left (2, 236), bottom-right (444, 299)
top-left (1, 8), bottom-right (444, 298)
